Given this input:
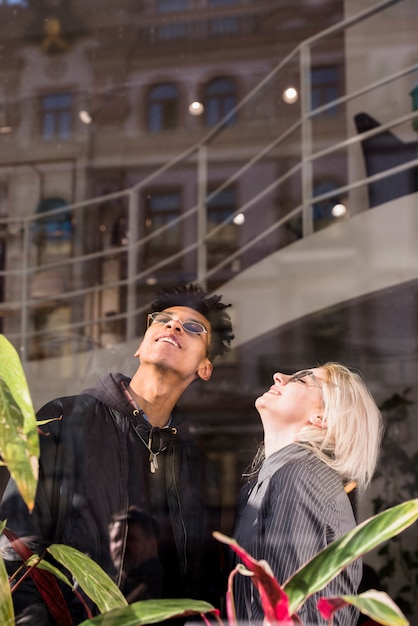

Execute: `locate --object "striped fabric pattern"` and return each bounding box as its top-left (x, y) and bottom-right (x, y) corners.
top-left (233, 443), bottom-right (361, 625)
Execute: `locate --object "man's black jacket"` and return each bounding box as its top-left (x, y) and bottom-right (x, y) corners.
top-left (0, 373), bottom-right (223, 624)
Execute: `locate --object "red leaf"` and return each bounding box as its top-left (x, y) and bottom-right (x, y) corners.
top-left (317, 596), bottom-right (347, 620)
top-left (226, 568), bottom-right (239, 625)
top-left (4, 528), bottom-right (74, 626)
top-left (318, 597), bottom-right (381, 626)
top-left (214, 533), bottom-right (293, 625)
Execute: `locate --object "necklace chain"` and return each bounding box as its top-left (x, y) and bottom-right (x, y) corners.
top-left (135, 431), bottom-right (159, 473)
top-left (121, 381), bottom-right (171, 473)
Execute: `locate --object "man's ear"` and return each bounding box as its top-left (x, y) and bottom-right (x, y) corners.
top-left (196, 358), bottom-right (213, 382)
top-left (309, 415), bottom-right (327, 429)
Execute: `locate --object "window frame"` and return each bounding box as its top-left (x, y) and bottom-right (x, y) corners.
top-left (40, 92), bottom-right (73, 141)
top-left (203, 76), bottom-right (238, 127)
top-left (311, 65), bottom-right (341, 116)
top-left (143, 187), bottom-right (183, 265)
top-left (146, 83), bottom-right (180, 132)
top-left (206, 183), bottom-right (239, 261)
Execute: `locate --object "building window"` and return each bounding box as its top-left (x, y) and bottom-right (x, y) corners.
top-left (207, 185), bottom-right (238, 262)
top-left (0, 0), bottom-right (28, 5)
top-left (311, 66), bottom-right (340, 115)
top-left (204, 77), bottom-right (237, 127)
top-left (144, 190), bottom-right (182, 265)
top-left (209, 0), bottom-right (240, 34)
top-left (41, 93), bottom-right (72, 140)
top-left (158, 21), bottom-right (187, 40)
top-left (147, 84), bottom-right (179, 132)
top-left (33, 197), bottom-right (72, 241)
top-left (157, 0), bottom-right (187, 38)
top-left (157, 0), bottom-right (187, 12)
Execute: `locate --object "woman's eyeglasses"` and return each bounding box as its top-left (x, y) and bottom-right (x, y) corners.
top-left (288, 370), bottom-right (323, 390)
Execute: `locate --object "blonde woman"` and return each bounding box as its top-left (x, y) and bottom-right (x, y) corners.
top-left (233, 363), bottom-right (383, 626)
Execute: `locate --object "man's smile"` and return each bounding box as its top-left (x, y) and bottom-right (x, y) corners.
top-left (156, 334), bottom-right (181, 348)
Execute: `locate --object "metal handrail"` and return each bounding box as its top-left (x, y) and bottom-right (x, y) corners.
top-left (1, 0), bottom-right (415, 358)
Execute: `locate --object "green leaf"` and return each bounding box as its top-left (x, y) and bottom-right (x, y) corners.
top-left (0, 334), bottom-right (39, 511)
top-left (319, 590), bottom-right (409, 626)
top-left (346, 590), bottom-right (409, 626)
top-left (284, 499), bottom-right (418, 615)
top-left (0, 553), bottom-right (15, 626)
top-left (47, 544), bottom-right (127, 613)
top-left (35, 417), bottom-right (62, 427)
top-left (27, 554), bottom-right (74, 587)
top-left (78, 599), bottom-right (216, 626)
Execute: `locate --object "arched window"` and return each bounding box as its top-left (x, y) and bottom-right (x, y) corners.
top-left (147, 83), bottom-right (179, 132)
top-left (204, 77), bottom-right (237, 127)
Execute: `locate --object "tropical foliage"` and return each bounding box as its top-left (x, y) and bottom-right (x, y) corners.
top-left (0, 333), bottom-right (418, 625)
top-left (215, 500), bottom-right (418, 625)
top-left (0, 334), bottom-right (39, 511)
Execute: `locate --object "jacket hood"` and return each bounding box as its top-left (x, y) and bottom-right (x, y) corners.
top-left (82, 372), bottom-right (192, 439)
top-left (82, 372), bottom-right (132, 413)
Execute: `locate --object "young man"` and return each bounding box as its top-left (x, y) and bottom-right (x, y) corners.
top-left (0, 283), bottom-right (234, 625)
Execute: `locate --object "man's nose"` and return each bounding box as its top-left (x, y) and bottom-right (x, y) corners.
top-left (165, 317), bottom-right (183, 331)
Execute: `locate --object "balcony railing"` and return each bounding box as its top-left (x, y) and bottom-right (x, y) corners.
top-left (0, 0), bottom-right (416, 362)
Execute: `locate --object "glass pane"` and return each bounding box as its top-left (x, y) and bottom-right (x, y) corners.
top-left (0, 2), bottom-right (417, 622)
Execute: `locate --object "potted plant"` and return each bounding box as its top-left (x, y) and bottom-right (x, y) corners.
top-left (1, 334), bottom-right (417, 625)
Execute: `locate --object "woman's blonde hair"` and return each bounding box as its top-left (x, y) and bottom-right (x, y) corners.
top-left (297, 362), bottom-right (383, 491)
top-left (246, 363), bottom-right (383, 491)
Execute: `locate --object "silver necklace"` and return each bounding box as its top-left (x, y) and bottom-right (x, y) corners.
top-left (135, 429), bottom-right (161, 473)
top-left (121, 381), bottom-right (172, 473)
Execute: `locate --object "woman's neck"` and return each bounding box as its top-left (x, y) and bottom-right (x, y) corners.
top-left (263, 427), bottom-right (301, 458)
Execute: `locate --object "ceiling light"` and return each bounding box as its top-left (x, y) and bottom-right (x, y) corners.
top-left (79, 110), bottom-right (93, 125)
top-left (282, 87), bottom-right (298, 104)
top-left (233, 213), bottom-right (245, 225)
top-left (189, 101), bottom-right (204, 116)
top-left (332, 203), bottom-right (347, 217)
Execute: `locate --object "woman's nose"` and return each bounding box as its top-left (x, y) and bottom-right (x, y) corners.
top-left (273, 372), bottom-right (286, 384)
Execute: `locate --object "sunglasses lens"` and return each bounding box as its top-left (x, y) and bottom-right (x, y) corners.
top-left (149, 313), bottom-right (170, 326)
top-left (183, 321), bottom-right (205, 334)
top-left (148, 313), bottom-right (206, 334)
top-left (154, 313), bottom-right (171, 323)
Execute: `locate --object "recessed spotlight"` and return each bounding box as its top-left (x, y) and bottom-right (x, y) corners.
top-left (79, 110), bottom-right (93, 125)
top-left (332, 203), bottom-right (347, 217)
top-left (233, 213), bottom-right (245, 225)
top-left (282, 87), bottom-right (298, 104)
top-left (189, 101), bottom-right (204, 116)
